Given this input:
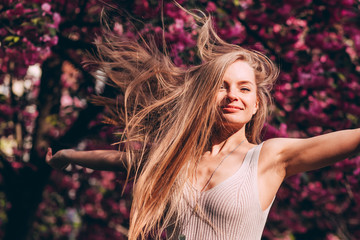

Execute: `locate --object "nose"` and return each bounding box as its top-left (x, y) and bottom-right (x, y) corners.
top-left (226, 88), bottom-right (239, 101)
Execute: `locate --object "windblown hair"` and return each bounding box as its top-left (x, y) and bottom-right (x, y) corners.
top-left (90, 9), bottom-right (278, 240)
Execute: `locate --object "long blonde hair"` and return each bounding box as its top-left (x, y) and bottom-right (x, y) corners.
top-left (90, 10), bottom-right (278, 240)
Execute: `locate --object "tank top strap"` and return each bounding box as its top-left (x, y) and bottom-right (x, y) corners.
top-left (229, 142), bottom-right (264, 188)
top-left (247, 142), bottom-right (264, 169)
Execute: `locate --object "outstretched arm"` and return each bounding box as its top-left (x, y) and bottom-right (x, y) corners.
top-left (258, 128), bottom-right (360, 211)
top-left (46, 148), bottom-right (126, 171)
top-left (266, 128), bottom-right (360, 178)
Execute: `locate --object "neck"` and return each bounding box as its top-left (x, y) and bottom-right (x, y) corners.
top-left (208, 125), bottom-right (247, 155)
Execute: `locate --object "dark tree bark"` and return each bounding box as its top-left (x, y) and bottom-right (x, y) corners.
top-left (2, 53), bottom-right (106, 239)
top-left (2, 57), bottom-right (63, 240)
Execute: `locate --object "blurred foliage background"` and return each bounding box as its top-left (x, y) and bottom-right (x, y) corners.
top-left (0, 0), bottom-right (360, 239)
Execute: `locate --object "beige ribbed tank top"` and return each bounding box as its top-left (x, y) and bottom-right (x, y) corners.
top-left (167, 143), bottom-right (273, 240)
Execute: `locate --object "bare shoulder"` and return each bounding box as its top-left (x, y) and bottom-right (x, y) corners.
top-left (257, 138), bottom-right (289, 210)
top-left (258, 138), bottom-right (290, 178)
top-left (260, 138), bottom-right (289, 160)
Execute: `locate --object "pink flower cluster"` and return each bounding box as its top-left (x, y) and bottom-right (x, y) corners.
top-left (2, 0), bottom-right (360, 239)
top-left (0, 1), bottom-right (60, 79)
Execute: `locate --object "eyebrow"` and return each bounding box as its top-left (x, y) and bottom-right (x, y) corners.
top-left (237, 80), bottom-right (255, 85)
top-left (222, 80), bottom-right (255, 86)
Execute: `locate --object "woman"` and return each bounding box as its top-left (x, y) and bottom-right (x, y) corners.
top-left (46, 13), bottom-right (360, 240)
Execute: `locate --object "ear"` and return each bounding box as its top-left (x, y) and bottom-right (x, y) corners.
top-left (253, 99), bottom-right (259, 115)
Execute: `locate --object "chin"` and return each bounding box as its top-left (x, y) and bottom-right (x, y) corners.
top-left (216, 114), bottom-right (253, 132)
top-left (221, 115), bottom-right (250, 126)
top-left (218, 120), bottom-right (245, 131)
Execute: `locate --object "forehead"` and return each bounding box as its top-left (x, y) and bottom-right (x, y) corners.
top-left (223, 60), bottom-right (255, 84)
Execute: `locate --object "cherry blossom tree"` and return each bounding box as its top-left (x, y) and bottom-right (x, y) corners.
top-left (0, 0), bottom-right (359, 239)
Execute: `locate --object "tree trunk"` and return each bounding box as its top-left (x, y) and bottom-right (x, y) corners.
top-left (2, 55), bottom-right (106, 239)
top-left (3, 57), bottom-right (62, 240)
top-left (3, 162), bottom-right (51, 240)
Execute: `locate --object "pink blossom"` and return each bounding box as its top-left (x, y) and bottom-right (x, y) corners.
top-left (206, 2), bottom-right (217, 12)
top-left (73, 97), bottom-right (85, 108)
top-left (273, 24), bottom-right (281, 33)
top-left (0, 104), bottom-right (15, 116)
top-left (84, 204), bottom-right (94, 215)
top-left (59, 224), bottom-right (72, 234)
top-left (41, 3), bottom-right (51, 13)
top-left (0, 28), bottom-right (7, 36)
top-left (335, 172), bottom-right (343, 180)
top-left (50, 36), bottom-right (58, 45)
top-left (326, 234), bottom-right (341, 240)
top-left (353, 167), bottom-right (360, 176)
top-left (61, 95), bottom-right (73, 107)
top-left (100, 172), bottom-right (116, 190)
top-left (301, 210), bottom-right (315, 217)
top-left (52, 12), bottom-right (61, 28)
top-left (277, 4), bottom-right (292, 17)
top-left (341, 9), bottom-right (357, 19)
top-left (113, 22), bottom-right (123, 36)
top-left (342, 0), bottom-right (354, 6)
top-left (119, 200), bottom-right (130, 217)
top-left (6, 3), bottom-right (24, 16)
top-left (11, 161), bottom-right (23, 169)
top-left (48, 128), bottom-right (60, 138)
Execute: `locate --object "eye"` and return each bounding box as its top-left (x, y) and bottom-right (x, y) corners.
top-left (240, 87), bottom-right (251, 92)
top-left (220, 83), bottom-right (225, 89)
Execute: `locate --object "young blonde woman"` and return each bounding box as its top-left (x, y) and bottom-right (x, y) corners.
top-left (46, 14), bottom-right (360, 240)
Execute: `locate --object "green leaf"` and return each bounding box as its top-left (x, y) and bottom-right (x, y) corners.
top-left (346, 113), bottom-right (358, 125)
top-left (337, 73), bottom-right (346, 82)
top-left (3, 35), bottom-right (20, 46)
top-left (49, 28), bottom-right (57, 36)
top-left (0, 94), bottom-right (7, 103)
top-left (3, 36), bottom-right (15, 42)
top-left (13, 36), bottom-right (20, 43)
top-left (31, 17), bottom-right (41, 25)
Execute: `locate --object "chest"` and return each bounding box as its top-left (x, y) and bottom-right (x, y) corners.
top-left (175, 156), bottom-right (270, 240)
top-left (191, 152), bottom-right (245, 192)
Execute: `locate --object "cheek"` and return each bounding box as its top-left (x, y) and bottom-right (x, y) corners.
top-left (252, 105), bottom-right (258, 115)
top-left (248, 94), bottom-right (258, 114)
top-left (216, 93), bottom-right (225, 105)
top-left (246, 93), bottom-right (258, 105)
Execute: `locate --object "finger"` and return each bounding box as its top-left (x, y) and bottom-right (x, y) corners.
top-left (46, 148), bottom-right (52, 162)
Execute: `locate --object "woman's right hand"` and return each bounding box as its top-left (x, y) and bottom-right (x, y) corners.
top-left (46, 148), bottom-right (74, 170)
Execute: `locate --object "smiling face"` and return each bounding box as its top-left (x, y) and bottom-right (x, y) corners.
top-left (216, 60), bottom-right (258, 131)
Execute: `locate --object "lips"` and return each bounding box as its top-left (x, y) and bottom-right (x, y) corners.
top-left (221, 105), bottom-right (243, 113)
